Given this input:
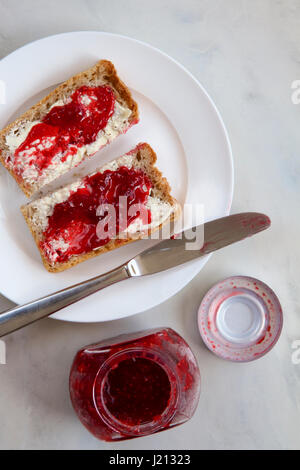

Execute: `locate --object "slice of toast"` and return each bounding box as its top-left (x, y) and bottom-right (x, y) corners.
top-left (21, 143), bottom-right (181, 273)
top-left (0, 60), bottom-right (138, 197)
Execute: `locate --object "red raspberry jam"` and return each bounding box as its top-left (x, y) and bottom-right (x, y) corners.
top-left (40, 166), bottom-right (152, 264)
top-left (69, 328), bottom-right (201, 441)
top-left (102, 357), bottom-right (172, 427)
top-left (13, 85), bottom-right (115, 179)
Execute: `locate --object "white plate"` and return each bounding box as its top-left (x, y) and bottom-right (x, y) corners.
top-left (0, 32), bottom-right (233, 323)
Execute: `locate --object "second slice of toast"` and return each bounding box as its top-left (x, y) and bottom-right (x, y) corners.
top-left (21, 143), bottom-right (181, 272)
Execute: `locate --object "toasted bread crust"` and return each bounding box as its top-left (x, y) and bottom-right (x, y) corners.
top-left (0, 60), bottom-right (139, 197)
top-left (21, 143), bottom-right (181, 273)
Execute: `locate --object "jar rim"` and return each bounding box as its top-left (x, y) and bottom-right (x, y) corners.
top-left (92, 347), bottom-right (180, 437)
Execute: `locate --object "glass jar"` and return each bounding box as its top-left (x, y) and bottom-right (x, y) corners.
top-left (69, 327), bottom-right (201, 441)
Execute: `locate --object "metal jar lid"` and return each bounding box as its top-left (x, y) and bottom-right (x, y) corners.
top-left (198, 276), bottom-right (283, 362)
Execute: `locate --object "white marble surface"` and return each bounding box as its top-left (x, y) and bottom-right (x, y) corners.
top-left (0, 0), bottom-right (299, 450)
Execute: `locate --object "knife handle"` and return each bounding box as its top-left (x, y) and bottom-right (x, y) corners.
top-left (0, 264), bottom-right (129, 337)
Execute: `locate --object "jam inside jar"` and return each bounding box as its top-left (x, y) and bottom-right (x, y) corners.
top-left (69, 328), bottom-right (201, 441)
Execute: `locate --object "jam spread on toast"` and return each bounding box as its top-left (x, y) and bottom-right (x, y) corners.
top-left (13, 86), bottom-right (115, 179)
top-left (41, 166), bottom-right (152, 264)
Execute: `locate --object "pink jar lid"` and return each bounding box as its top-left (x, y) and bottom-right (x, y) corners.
top-left (198, 276), bottom-right (283, 362)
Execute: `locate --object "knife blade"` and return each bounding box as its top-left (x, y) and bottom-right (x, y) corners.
top-left (127, 212), bottom-right (270, 276)
top-left (0, 212), bottom-right (270, 337)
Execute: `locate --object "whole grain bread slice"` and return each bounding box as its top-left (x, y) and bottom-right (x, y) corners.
top-left (0, 60), bottom-right (138, 197)
top-left (21, 143), bottom-right (181, 273)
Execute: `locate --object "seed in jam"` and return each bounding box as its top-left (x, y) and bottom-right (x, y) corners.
top-left (102, 358), bottom-right (171, 426)
top-left (41, 166), bottom-right (152, 264)
top-left (13, 85), bottom-right (115, 179)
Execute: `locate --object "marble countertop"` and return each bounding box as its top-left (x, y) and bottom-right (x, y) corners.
top-left (0, 0), bottom-right (299, 450)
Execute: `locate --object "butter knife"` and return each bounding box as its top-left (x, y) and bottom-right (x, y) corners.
top-left (0, 212), bottom-right (270, 337)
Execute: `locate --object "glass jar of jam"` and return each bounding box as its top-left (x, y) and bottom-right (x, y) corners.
top-left (69, 328), bottom-right (201, 441)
